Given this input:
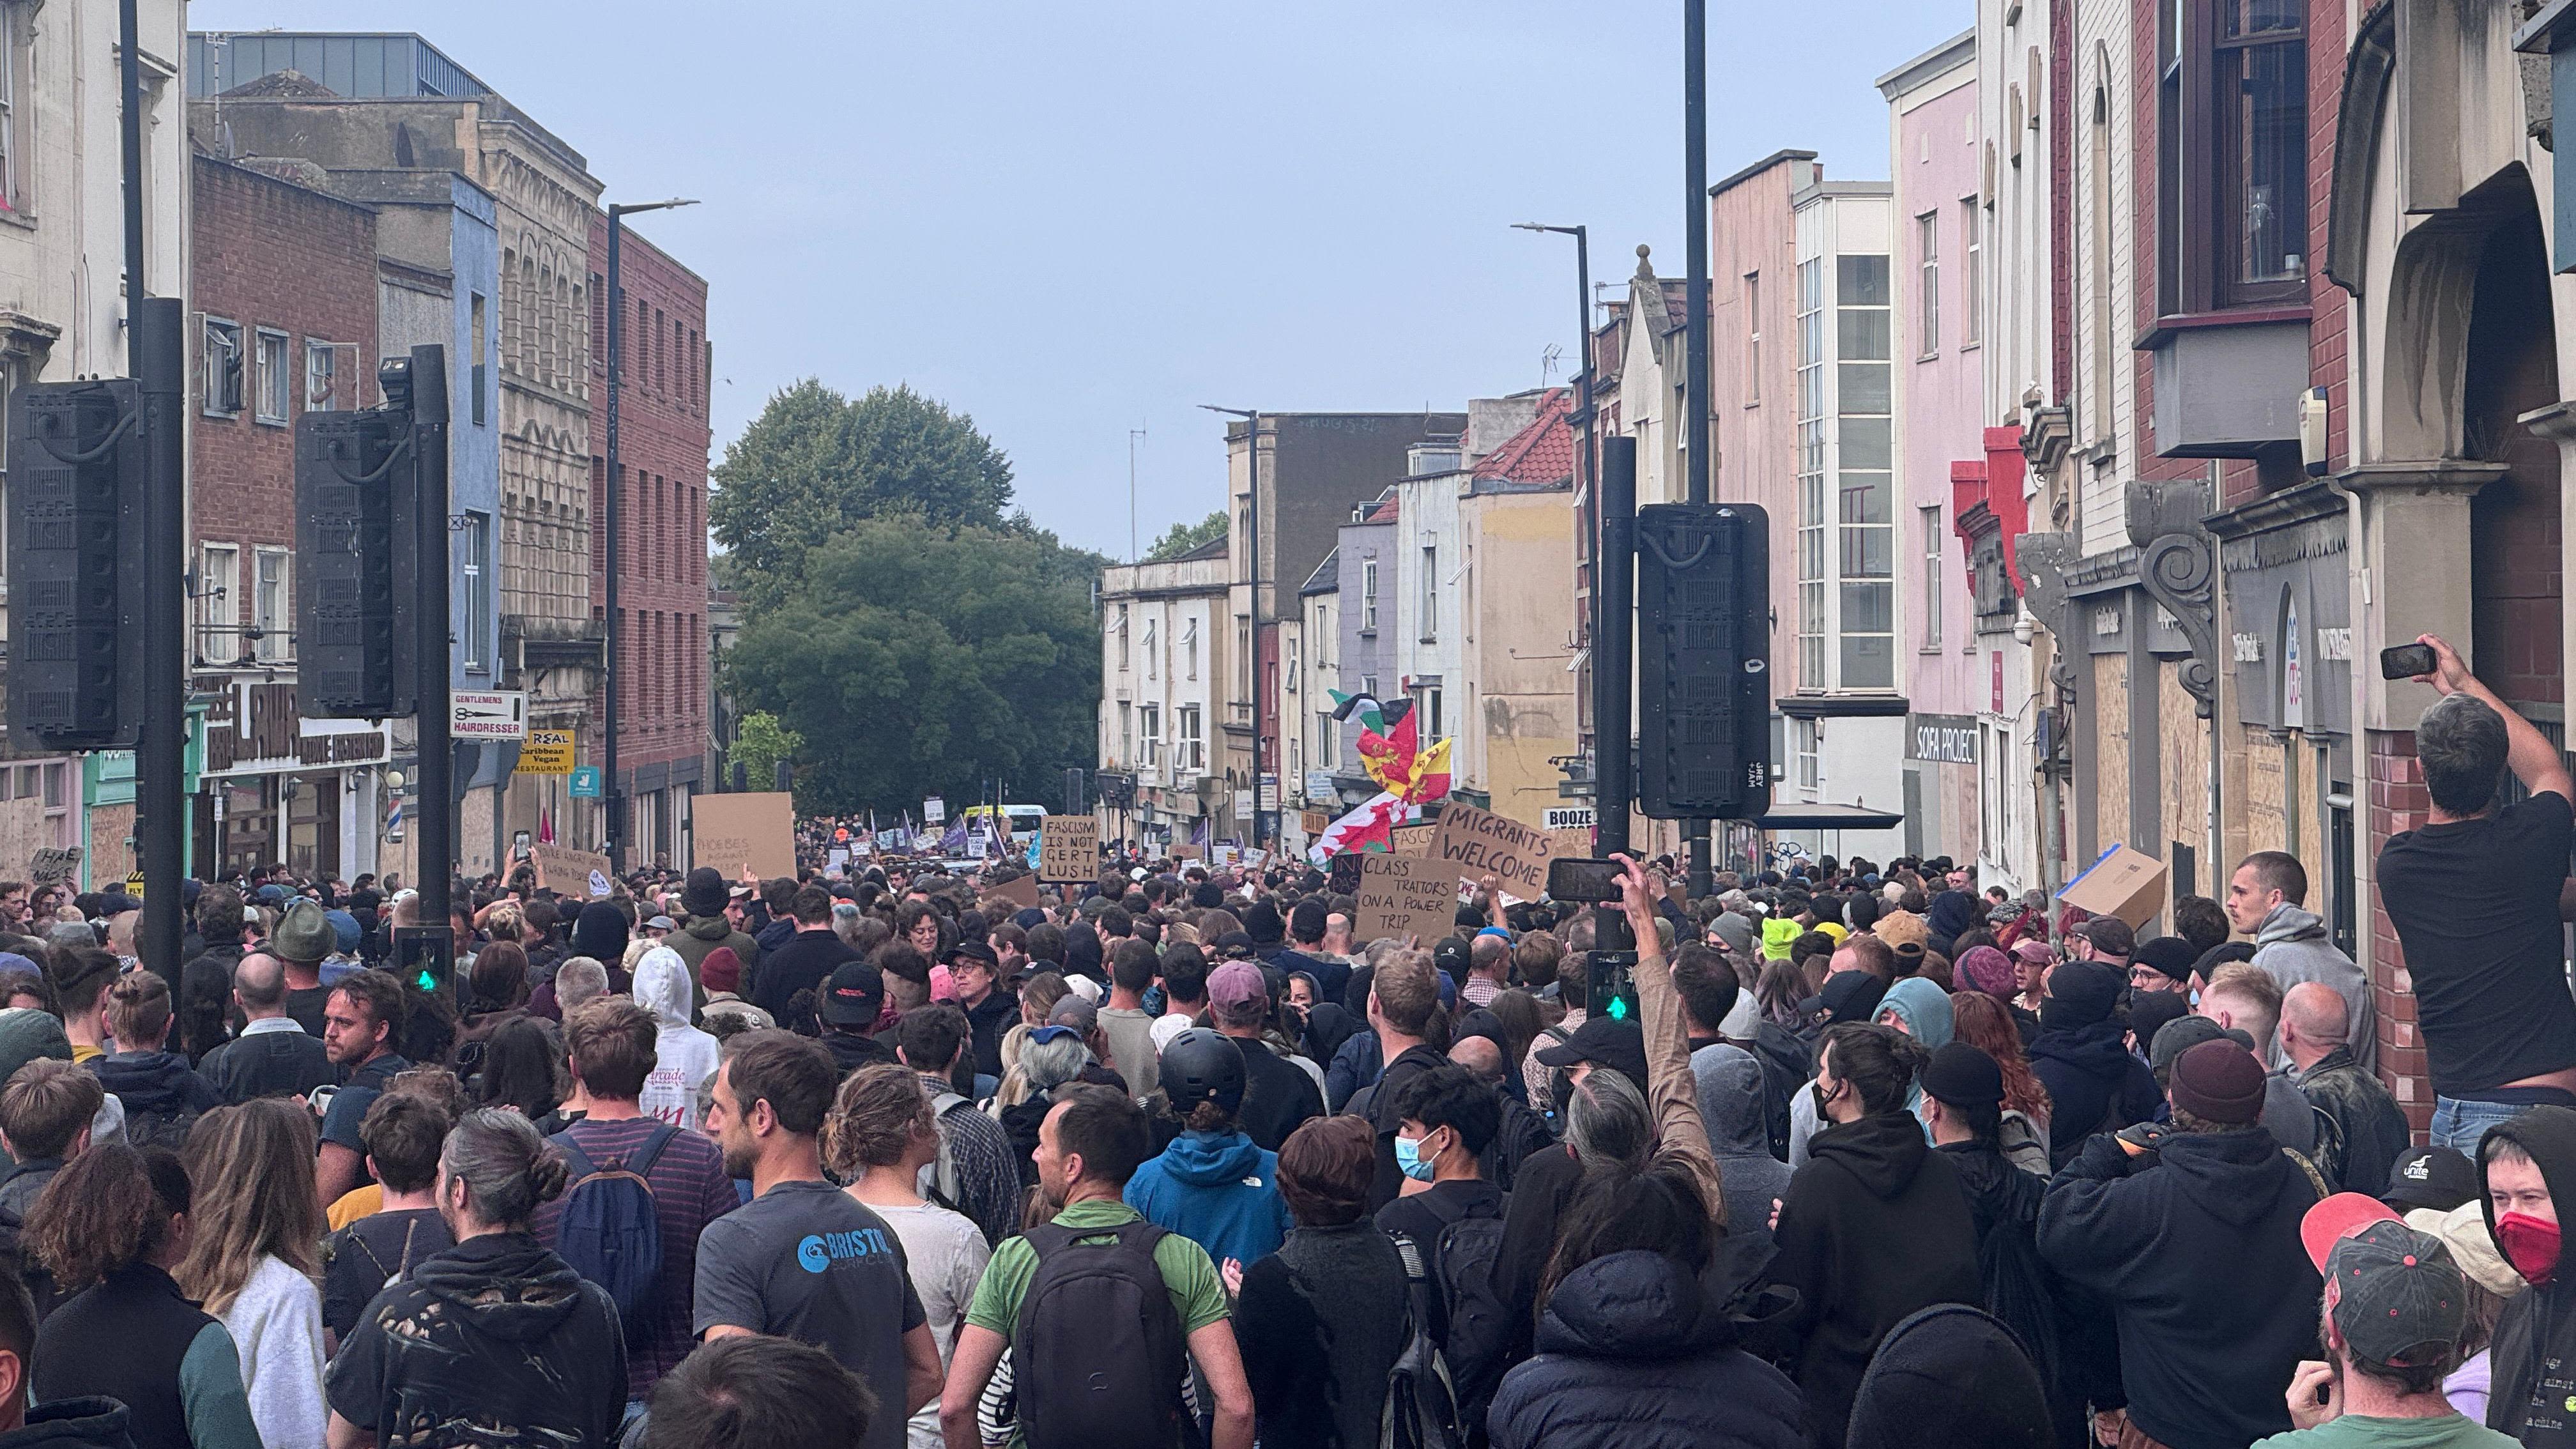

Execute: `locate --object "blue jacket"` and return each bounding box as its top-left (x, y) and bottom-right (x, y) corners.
top-left (1124, 1129), bottom-right (1291, 1268)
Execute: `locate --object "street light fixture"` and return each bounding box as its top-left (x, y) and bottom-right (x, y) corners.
top-left (1514, 221), bottom-right (1616, 852)
top-left (1199, 403), bottom-right (1264, 852)
top-left (603, 197), bottom-right (699, 873)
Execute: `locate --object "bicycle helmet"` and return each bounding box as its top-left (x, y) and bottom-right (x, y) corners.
top-left (1159, 1027), bottom-right (1246, 1114)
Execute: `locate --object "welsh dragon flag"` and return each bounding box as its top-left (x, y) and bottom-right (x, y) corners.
top-left (1307, 791), bottom-right (1406, 864)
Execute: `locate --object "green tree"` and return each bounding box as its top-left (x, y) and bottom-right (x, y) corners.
top-left (709, 381), bottom-right (1017, 611)
top-left (1144, 509), bottom-right (1227, 562)
top-left (721, 516), bottom-right (1104, 818)
top-left (730, 710), bottom-right (803, 792)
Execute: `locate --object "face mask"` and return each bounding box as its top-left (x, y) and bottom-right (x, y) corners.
top-left (2500, 1211), bottom-right (2563, 1286)
top-left (1811, 1080), bottom-right (1841, 1121)
top-left (1395, 1131), bottom-right (1440, 1183)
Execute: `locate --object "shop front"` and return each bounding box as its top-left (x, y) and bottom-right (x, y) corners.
top-left (195, 680), bottom-right (389, 883)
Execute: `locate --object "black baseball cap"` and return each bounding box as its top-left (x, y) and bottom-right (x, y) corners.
top-left (1533, 1015), bottom-right (1648, 1089)
top-left (2381, 1146), bottom-right (2480, 1214)
top-left (818, 961), bottom-right (885, 1027)
top-left (1799, 969), bottom-right (1889, 1025)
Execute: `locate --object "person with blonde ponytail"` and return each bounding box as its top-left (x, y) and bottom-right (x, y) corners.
top-left (323, 1108), bottom-right (629, 1448)
top-left (179, 1100), bottom-right (328, 1449)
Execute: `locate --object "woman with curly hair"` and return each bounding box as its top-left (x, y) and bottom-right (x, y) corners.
top-left (827, 1064), bottom-right (988, 1449)
top-left (30, 1144), bottom-right (264, 1449)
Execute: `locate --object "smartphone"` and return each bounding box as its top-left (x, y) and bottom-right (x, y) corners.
top-left (1547, 857), bottom-right (1625, 903)
top-left (2380, 643), bottom-right (2437, 680)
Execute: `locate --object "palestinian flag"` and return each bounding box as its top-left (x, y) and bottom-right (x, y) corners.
top-left (1330, 690), bottom-right (1413, 733)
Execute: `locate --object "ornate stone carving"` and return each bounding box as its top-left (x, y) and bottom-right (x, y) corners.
top-left (2126, 480), bottom-right (2219, 717)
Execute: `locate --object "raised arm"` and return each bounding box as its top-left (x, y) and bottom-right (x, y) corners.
top-left (2417, 634), bottom-right (2575, 803)
top-left (1613, 854), bottom-right (1724, 1222)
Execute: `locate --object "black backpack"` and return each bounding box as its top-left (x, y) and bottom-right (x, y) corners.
top-left (1384, 1235), bottom-right (1467, 1449)
top-left (1013, 1219), bottom-right (1187, 1449)
top-left (1416, 1200), bottom-right (1510, 1444)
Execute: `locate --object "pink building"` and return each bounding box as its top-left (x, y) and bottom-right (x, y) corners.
top-left (1880, 30), bottom-right (1984, 861)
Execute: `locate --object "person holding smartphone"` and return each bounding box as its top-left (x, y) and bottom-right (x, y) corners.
top-left (2375, 634), bottom-right (2576, 1152)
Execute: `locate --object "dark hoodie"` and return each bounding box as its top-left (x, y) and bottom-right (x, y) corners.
top-left (321, 1230), bottom-right (627, 1449)
top-left (2035, 1126), bottom-right (2319, 1449)
top-left (86, 1051), bottom-right (220, 1149)
top-left (1763, 1110), bottom-right (1983, 1448)
top-left (1487, 1250), bottom-right (1807, 1449)
top-left (1844, 1303), bottom-right (2056, 1449)
top-left (2025, 1018), bottom-right (2161, 1167)
top-left (1934, 1137), bottom-right (2083, 1446)
top-left (0, 1397), bottom-right (137, 1449)
top-left (1693, 1043), bottom-right (1794, 1254)
top-left (665, 913), bottom-right (757, 1007)
top-left (2485, 1105), bottom-right (2576, 1445)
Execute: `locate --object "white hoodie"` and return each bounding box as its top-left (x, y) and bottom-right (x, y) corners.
top-left (633, 946), bottom-right (719, 1130)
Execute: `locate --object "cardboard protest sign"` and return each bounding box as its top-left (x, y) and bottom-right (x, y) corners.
top-left (1038, 815), bottom-right (1100, 882)
top-left (1390, 824), bottom-right (1436, 855)
top-left (1547, 827), bottom-right (1593, 862)
top-left (2058, 843), bottom-right (2169, 928)
top-left (990, 873), bottom-right (1041, 910)
top-left (1426, 802), bottom-right (1558, 899)
top-left (532, 843), bottom-right (615, 900)
top-left (692, 793), bottom-right (797, 882)
top-left (1327, 852), bottom-right (1367, 895)
top-left (1171, 843), bottom-right (1203, 860)
top-left (1353, 853), bottom-right (1456, 946)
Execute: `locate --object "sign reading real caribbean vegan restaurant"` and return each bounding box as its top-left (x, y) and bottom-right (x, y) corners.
top-left (1426, 802), bottom-right (1559, 899)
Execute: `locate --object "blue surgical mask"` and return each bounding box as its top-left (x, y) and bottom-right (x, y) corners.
top-left (1395, 1130), bottom-right (1439, 1183)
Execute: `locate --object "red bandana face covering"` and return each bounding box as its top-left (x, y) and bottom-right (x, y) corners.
top-left (2499, 1211), bottom-right (2563, 1287)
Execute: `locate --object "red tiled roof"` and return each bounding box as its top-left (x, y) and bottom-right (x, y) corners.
top-left (1472, 389), bottom-right (1575, 485)
top-left (1363, 495), bottom-right (1401, 523)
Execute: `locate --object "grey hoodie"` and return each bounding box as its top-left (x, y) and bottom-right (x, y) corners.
top-left (2251, 904), bottom-right (2375, 1075)
top-left (1692, 1043), bottom-right (1794, 1252)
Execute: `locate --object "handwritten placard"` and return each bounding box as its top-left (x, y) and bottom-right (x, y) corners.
top-left (1038, 815), bottom-right (1100, 882)
top-left (1353, 853), bottom-right (1457, 946)
top-left (532, 843), bottom-right (614, 900)
top-left (1427, 802), bottom-right (1558, 899)
top-left (693, 793), bottom-right (797, 882)
top-left (1390, 824), bottom-right (1436, 855)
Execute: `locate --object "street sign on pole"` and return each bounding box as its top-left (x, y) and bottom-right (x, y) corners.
top-left (451, 691), bottom-right (528, 740)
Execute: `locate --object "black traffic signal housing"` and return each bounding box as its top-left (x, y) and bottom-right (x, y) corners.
top-left (295, 398), bottom-right (415, 718)
top-left (6, 381), bottom-right (146, 749)
top-left (1636, 502), bottom-right (1773, 822)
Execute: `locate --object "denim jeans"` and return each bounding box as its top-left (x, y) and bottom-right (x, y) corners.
top-left (2430, 1095), bottom-right (2527, 1154)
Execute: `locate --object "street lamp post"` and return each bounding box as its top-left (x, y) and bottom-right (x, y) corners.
top-left (604, 197), bottom-right (698, 874)
top-left (1512, 222), bottom-right (1616, 852)
top-left (1199, 404), bottom-right (1262, 852)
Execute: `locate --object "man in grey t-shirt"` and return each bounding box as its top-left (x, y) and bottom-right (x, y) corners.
top-left (698, 1033), bottom-right (936, 1449)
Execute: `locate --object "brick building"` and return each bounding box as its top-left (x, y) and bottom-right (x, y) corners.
top-left (586, 214), bottom-right (711, 869)
top-left (188, 151), bottom-right (390, 880)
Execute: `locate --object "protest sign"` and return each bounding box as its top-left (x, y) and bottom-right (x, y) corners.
top-left (693, 793), bottom-right (797, 881)
top-left (532, 843), bottom-right (615, 900)
top-left (1038, 815), bottom-right (1100, 882)
top-left (1353, 853), bottom-right (1456, 946)
top-left (1426, 802), bottom-right (1559, 899)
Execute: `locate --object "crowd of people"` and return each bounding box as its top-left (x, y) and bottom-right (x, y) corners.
top-left (0, 634), bottom-right (2559, 1446)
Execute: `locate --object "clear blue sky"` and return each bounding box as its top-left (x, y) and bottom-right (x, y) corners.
top-left (193, 1), bottom-right (1968, 560)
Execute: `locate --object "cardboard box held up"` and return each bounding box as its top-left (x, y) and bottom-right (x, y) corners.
top-left (2057, 843), bottom-right (2169, 930)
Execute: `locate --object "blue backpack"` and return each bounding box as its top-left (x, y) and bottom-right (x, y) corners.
top-left (549, 1124), bottom-right (677, 1340)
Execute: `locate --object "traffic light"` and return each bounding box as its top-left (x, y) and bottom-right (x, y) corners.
top-left (1635, 502), bottom-right (1772, 821)
top-left (6, 381), bottom-right (146, 749)
top-left (391, 924), bottom-right (452, 997)
top-left (1586, 902), bottom-right (1639, 1023)
top-left (295, 401), bottom-right (415, 717)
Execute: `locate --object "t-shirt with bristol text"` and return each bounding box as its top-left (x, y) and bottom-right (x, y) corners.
top-left (693, 1177), bottom-right (926, 1449)
top-left (2375, 790), bottom-right (2576, 1097)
